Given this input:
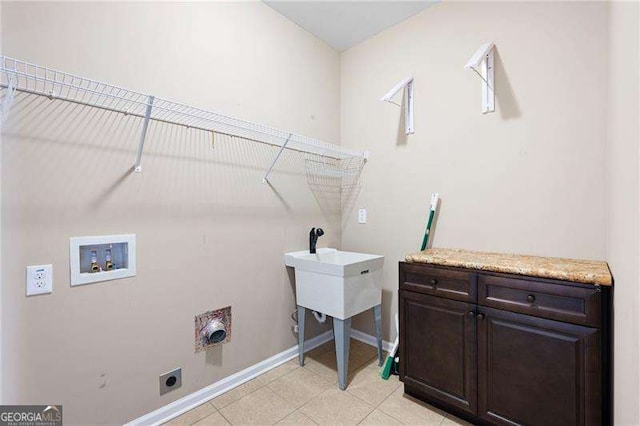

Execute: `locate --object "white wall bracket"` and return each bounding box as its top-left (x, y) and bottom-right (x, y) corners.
top-left (380, 77), bottom-right (414, 135)
top-left (263, 133), bottom-right (293, 184)
top-left (134, 95), bottom-right (155, 173)
top-left (0, 72), bottom-right (17, 128)
top-left (465, 43), bottom-right (495, 114)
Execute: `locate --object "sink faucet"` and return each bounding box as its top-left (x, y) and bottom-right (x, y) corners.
top-left (309, 227), bottom-right (324, 254)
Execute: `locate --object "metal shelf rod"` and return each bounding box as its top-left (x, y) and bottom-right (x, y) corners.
top-left (134, 95), bottom-right (154, 173)
top-left (263, 133), bottom-right (292, 184)
top-left (0, 83), bottom-right (347, 160)
top-left (0, 83), bottom-right (139, 118)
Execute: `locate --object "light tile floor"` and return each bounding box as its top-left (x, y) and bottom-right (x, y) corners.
top-left (164, 339), bottom-right (473, 425)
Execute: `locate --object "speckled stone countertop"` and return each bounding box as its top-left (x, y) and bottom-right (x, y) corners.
top-left (405, 248), bottom-right (612, 286)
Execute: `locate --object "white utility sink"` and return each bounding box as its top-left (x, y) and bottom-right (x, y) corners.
top-left (285, 248), bottom-right (384, 320)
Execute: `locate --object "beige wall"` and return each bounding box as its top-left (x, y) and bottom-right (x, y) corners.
top-left (606, 2), bottom-right (640, 425)
top-left (0, 2), bottom-right (340, 424)
top-left (3, 1), bottom-right (639, 425)
top-left (0, 0), bottom-right (3, 405)
top-left (341, 0), bottom-right (608, 334)
top-left (341, 1), bottom-right (639, 424)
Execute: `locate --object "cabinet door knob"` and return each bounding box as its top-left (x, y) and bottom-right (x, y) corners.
top-left (527, 294), bottom-right (536, 303)
top-left (469, 311), bottom-right (475, 317)
top-left (477, 313), bottom-right (485, 320)
top-left (430, 278), bottom-right (438, 286)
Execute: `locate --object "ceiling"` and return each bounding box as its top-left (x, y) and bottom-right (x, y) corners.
top-left (264, 1), bottom-right (437, 51)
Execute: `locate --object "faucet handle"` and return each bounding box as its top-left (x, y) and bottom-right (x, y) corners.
top-left (316, 228), bottom-right (324, 237)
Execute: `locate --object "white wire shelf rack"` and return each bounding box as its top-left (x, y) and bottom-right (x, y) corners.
top-left (305, 155), bottom-right (365, 210)
top-left (0, 55), bottom-right (368, 181)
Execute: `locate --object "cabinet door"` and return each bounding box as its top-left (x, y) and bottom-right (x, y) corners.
top-left (400, 290), bottom-right (477, 414)
top-left (477, 306), bottom-right (600, 426)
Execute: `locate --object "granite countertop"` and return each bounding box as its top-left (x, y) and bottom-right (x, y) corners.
top-left (405, 248), bottom-right (612, 286)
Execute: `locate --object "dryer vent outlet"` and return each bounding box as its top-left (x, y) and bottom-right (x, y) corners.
top-left (195, 306), bottom-right (232, 353)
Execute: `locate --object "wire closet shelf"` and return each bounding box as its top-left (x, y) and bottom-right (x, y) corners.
top-left (0, 55), bottom-right (368, 182)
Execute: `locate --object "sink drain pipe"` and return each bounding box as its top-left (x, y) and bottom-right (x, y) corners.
top-left (291, 309), bottom-right (327, 332)
top-left (312, 310), bottom-right (327, 323)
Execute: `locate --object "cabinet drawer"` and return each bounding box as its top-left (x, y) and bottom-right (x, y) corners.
top-left (400, 263), bottom-right (476, 302)
top-left (478, 274), bottom-right (600, 327)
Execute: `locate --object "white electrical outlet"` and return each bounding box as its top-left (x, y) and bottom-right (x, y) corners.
top-left (26, 264), bottom-right (53, 296)
top-left (358, 209), bottom-right (367, 224)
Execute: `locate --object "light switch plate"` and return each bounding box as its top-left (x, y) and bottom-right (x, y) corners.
top-left (358, 209), bottom-right (367, 224)
top-left (26, 264), bottom-right (53, 296)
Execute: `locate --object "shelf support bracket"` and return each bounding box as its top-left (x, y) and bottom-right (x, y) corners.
top-left (0, 72), bottom-right (17, 128)
top-left (380, 76), bottom-right (414, 135)
top-left (134, 95), bottom-right (155, 173)
top-left (465, 43), bottom-right (495, 114)
top-left (263, 133), bottom-right (293, 184)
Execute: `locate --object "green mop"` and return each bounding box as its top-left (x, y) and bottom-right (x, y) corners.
top-left (420, 193), bottom-right (439, 251)
top-left (380, 313), bottom-right (399, 380)
top-left (381, 193), bottom-right (440, 380)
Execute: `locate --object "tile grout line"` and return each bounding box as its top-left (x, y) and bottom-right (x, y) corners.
top-left (356, 405), bottom-right (377, 425)
top-left (295, 386), bottom-right (330, 414)
top-left (345, 371), bottom-right (401, 400)
top-left (295, 369), bottom-right (378, 426)
top-left (264, 386), bottom-right (297, 425)
top-left (136, 331), bottom-right (337, 426)
top-left (202, 342), bottom-right (385, 425)
top-left (216, 347), bottom-right (331, 421)
top-left (216, 407), bottom-right (232, 426)
top-left (346, 376), bottom-right (402, 419)
top-left (373, 384), bottom-right (409, 425)
top-left (212, 381), bottom-right (266, 412)
top-left (295, 388), bottom-right (356, 426)
top-left (265, 372), bottom-right (333, 410)
top-left (194, 352), bottom-right (456, 426)
top-left (293, 358), bottom-right (336, 387)
top-left (377, 384), bottom-right (452, 426)
top-left (303, 409), bottom-right (320, 426)
top-left (298, 359), bottom-right (337, 385)
top-left (186, 404), bottom-right (220, 426)
top-left (280, 409), bottom-right (319, 426)
top-left (217, 385), bottom-right (296, 426)
top-left (262, 363), bottom-right (301, 388)
top-left (356, 398), bottom-right (377, 425)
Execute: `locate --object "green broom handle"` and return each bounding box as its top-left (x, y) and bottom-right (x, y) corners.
top-left (421, 210), bottom-right (435, 251)
top-left (421, 193), bottom-right (439, 251)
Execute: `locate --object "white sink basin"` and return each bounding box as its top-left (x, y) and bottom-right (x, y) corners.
top-left (285, 248), bottom-right (384, 320)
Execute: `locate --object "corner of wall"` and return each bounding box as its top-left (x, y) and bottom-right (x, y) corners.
top-left (0, 0), bottom-right (4, 404)
top-left (605, 1), bottom-right (640, 424)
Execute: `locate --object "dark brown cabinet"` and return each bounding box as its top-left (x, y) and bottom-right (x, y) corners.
top-left (477, 307), bottom-right (600, 426)
top-left (400, 263), bottom-right (612, 426)
top-left (400, 291), bottom-right (477, 414)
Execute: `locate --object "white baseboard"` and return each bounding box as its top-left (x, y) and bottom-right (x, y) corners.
top-left (126, 328), bottom-right (392, 426)
top-left (125, 331), bottom-right (332, 426)
top-left (350, 328), bottom-right (394, 353)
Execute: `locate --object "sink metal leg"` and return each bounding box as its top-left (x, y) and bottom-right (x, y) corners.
top-left (373, 304), bottom-right (384, 366)
top-left (333, 317), bottom-right (351, 391)
top-left (297, 305), bottom-right (306, 366)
